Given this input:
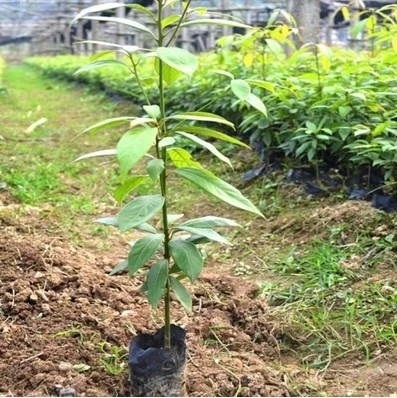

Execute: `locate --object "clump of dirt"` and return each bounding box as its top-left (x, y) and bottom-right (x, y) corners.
top-left (269, 200), bottom-right (382, 244)
top-left (0, 211), bottom-right (289, 397)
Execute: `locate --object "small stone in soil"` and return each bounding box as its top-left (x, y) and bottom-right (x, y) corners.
top-left (59, 387), bottom-right (77, 397)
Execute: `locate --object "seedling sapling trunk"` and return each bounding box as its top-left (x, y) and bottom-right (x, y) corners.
top-left (72, 0), bottom-right (266, 395)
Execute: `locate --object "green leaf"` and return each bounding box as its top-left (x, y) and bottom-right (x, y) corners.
top-left (175, 167), bottom-right (264, 217)
top-left (168, 239), bottom-right (203, 282)
top-left (114, 175), bottom-right (150, 204)
top-left (231, 79), bottom-right (251, 101)
top-left (81, 16), bottom-right (154, 37)
top-left (185, 235), bottom-right (212, 245)
top-left (213, 69), bottom-right (234, 79)
top-left (135, 223), bottom-right (158, 234)
top-left (168, 112), bottom-right (235, 128)
top-left (168, 147), bottom-right (203, 169)
top-left (95, 216), bottom-right (118, 226)
top-left (74, 149), bottom-right (116, 162)
top-left (176, 131), bottom-right (232, 168)
top-left (169, 276), bottom-right (192, 311)
top-left (81, 117), bottom-right (135, 137)
top-left (109, 259), bottom-right (128, 276)
top-left (74, 60), bottom-right (128, 75)
top-left (89, 50), bottom-right (116, 62)
top-left (155, 58), bottom-right (183, 84)
top-left (167, 214), bottom-right (184, 226)
top-left (143, 105), bottom-right (160, 119)
top-left (179, 216), bottom-right (240, 229)
top-left (175, 226), bottom-right (232, 245)
top-left (159, 137), bottom-right (176, 148)
top-left (245, 93), bottom-right (267, 116)
top-left (72, 2), bottom-right (125, 23)
top-left (117, 195), bottom-right (165, 233)
top-left (157, 47), bottom-right (198, 77)
top-left (128, 234), bottom-right (164, 276)
top-left (147, 159), bottom-right (164, 181)
top-left (116, 126), bottom-right (157, 179)
top-left (146, 260), bottom-right (168, 308)
top-left (245, 79), bottom-right (275, 93)
top-left (161, 14), bottom-right (181, 28)
top-left (171, 125), bottom-right (250, 148)
top-left (181, 18), bottom-right (251, 29)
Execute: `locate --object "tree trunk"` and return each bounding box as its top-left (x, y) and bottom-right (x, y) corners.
top-left (287, 0), bottom-right (320, 47)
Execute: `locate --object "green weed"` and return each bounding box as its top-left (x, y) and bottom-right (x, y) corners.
top-left (258, 238), bottom-right (397, 368)
top-left (97, 342), bottom-right (127, 376)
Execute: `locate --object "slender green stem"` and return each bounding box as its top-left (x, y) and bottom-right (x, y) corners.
top-left (129, 56), bottom-right (151, 105)
top-left (165, 0), bottom-right (193, 47)
top-left (156, 0), bottom-right (172, 349)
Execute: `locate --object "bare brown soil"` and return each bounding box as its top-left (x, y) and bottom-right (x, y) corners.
top-left (1, 190), bottom-right (397, 397)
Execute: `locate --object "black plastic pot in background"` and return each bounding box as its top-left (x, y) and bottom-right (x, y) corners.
top-left (128, 324), bottom-right (187, 397)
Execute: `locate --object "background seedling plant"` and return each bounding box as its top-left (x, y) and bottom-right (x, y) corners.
top-left (73, 0), bottom-right (264, 348)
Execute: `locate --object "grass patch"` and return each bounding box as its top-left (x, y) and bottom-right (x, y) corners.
top-left (258, 235), bottom-right (397, 369)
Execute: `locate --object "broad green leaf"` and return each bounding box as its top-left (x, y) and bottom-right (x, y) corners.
top-left (135, 223), bottom-right (158, 234)
top-left (185, 235), bottom-right (212, 245)
top-left (161, 14), bottom-right (181, 28)
top-left (95, 216), bottom-right (118, 226)
top-left (81, 16), bottom-right (154, 37)
top-left (175, 226), bottom-right (232, 245)
top-left (245, 79), bottom-right (275, 93)
top-left (168, 214), bottom-right (184, 226)
top-left (82, 117), bottom-right (136, 136)
top-left (175, 167), bottom-right (264, 217)
top-left (177, 131), bottom-right (232, 168)
top-left (168, 147), bottom-right (203, 169)
top-left (114, 175), bottom-right (150, 204)
top-left (181, 18), bottom-right (251, 29)
top-left (213, 69), bottom-right (234, 79)
top-left (129, 117), bottom-right (156, 129)
top-left (109, 259), bottom-right (128, 276)
top-left (169, 239), bottom-right (203, 281)
top-left (72, 2), bottom-right (125, 23)
top-left (74, 60), bottom-right (128, 75)
top-left (171, 125), bottom-right (249, 148)
top-left (179, 216), bottom-right (240, 229)
top-left (79, 40), bottom-right (141, 55)
top-left (128, 233), bottom-right (164, 276)
top-left (74, 149), bottom-right (116, 162)
top-left (90, 50), bottom-right (115, 62)
top-left (231, 79), bottom-right (251, 101)
top-left (147, 158), bottom-right (164, 181)
top-left (168, 112), bottom-right (235, 128)
top-left (338, 106), bottom-right (352, 118)
top-left (143, 105), bottom-right (160, 119)
top-left (159, 137), bottom-right (176, 148)
top-left (246, 93), bottom-right (267, 116)
top-left (125, 3), bottom-right (156, 18)
top-left (117, 126), bottom-right (157, 179)
top-left (146, 260), bottom-right (168, 308)
top-left (169, 276), bottom-right (192, 311)
top-left (157, 47), bottom-right (198, 77)
top-left (265, 38), bottom-right (283, 55)
top-left (80, 40), bottom-right (122, 50)
top-left (155, 57), bottom-right (183, 84)
top-left (350, 18), bottom-right (368, 38)
top-left (117, 195), bottom-right (165, 233)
